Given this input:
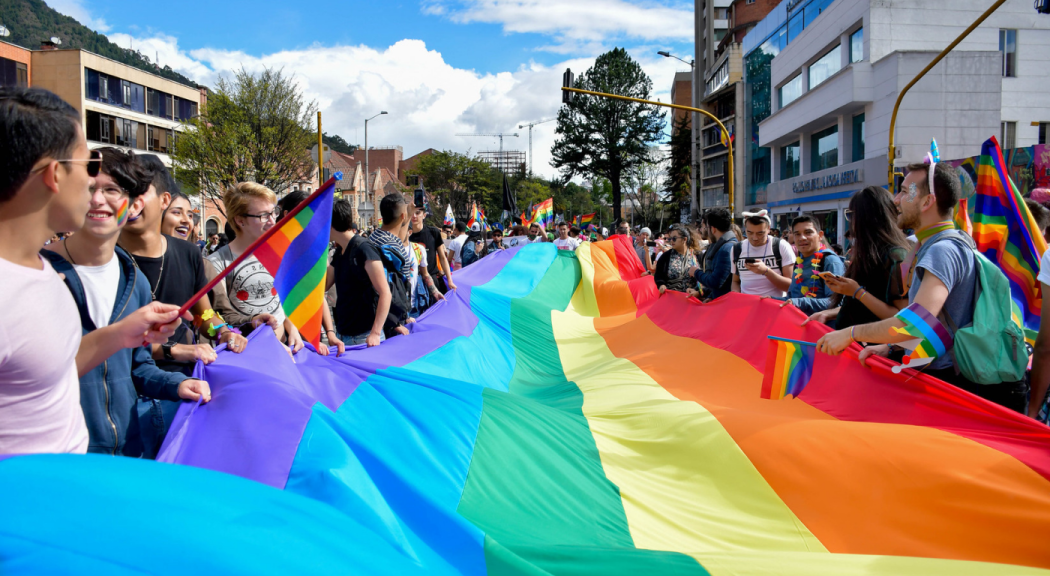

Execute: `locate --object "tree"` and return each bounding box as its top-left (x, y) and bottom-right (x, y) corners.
top-left (664, 114), bottom-right (692, 208)
top-left (404, 150), bottom-right (496, 222)
top-left (322, 132), bottom-right (356, 155)
top-left (172, 68), bottom-right (318, 215)
top-left (551, 48), bottom-right (666, 221)
top-left (625, 147), bottom-right (669, 228)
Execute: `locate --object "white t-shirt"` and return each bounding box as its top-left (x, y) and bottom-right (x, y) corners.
top-left (553, 237), bottom-right (580, 251)
top-left (74, 256), bottom-right (121, 328)
top-left (0, 255), bottom-right (88, 454)
top-left (733, 237), bottom-right (796, 297)
top-left (449, 235), bottom-right (467, 267)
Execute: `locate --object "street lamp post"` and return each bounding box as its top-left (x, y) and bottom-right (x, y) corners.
top-left (364, 111), bottom-right (388, 226)
top-left (658, 51), bottom-right (697, 222)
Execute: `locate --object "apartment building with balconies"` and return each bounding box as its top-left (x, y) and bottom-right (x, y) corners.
top-left (742, 0), bottom-right (1050, 244)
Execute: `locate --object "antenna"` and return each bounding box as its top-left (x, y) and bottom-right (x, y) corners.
top-left (50, 36), bottom-right (62, 45)
top-left (0, 25), bottom-right (10, 37)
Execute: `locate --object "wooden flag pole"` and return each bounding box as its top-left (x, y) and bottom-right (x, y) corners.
top-left (175, 173), bottom-right (342, 318)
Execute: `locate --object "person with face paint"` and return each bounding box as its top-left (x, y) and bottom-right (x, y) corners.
top-left (161, 191), bottom-right (194, 242)
top-left (43, 148), bottom-right (211, 457)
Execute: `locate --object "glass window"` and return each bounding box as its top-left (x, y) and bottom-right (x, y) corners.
top-left (999, 29), bottom-right (1016, 77)
top-left (703, 157), bottom-right (726, 178)
top-left (16, 63), bottom-right (27, 87)
top-left (122, 81), bottom-right (131, 106)
top-left (804, 4), bottom-right (820, 28)
top-left (809, 44), bottom-right (842, 89)
top-left (852, 113), bottom-right (865, 162)
top-left (781, 142), bottom-right (801, 179)
top-left (1001, 121), bottom-right (1016, 150)
top-left (778, 75), bottom-right (803, 108)
top-left (1040, 122), bottom-right (1047, 145)
top-left (850, 28), bottom-right (863, 63)
top-left (99, 75), bottom-right (109, 102)
top-left (787, 12), bottom-right (804, 42)
top-left (85, 69), bottom-right (100, 100)
top-left (811, 124), bottom-right (839, 172)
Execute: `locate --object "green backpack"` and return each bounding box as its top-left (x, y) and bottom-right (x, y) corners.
top-left (924, 233), bottom-right (1028, 385)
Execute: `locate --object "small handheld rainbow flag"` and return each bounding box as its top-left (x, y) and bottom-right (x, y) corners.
top-left (253, 178), bottom-right (337, 350)
top-left (532, 198), bottom-right (554, 229)
top-left (760, 337), bottom-right (815, 400)
top-left (889, 303), bottom-right (953, 374)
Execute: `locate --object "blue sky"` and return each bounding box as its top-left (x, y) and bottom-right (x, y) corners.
top-left (48, 0), bottom-right (696, 178)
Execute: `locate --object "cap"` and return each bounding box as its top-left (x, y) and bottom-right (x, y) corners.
top-left (640, 227), bottom-right (652, 236)
top-left (470, 222), bottom-right (482, 232)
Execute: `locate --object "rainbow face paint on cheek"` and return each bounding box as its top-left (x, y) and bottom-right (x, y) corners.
top-left (115, 199), bottom-right (129, 226)
top-left (905, 183), bottom-right (919, 202)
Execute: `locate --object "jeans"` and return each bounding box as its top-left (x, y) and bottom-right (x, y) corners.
top-left (337, 331), bottom-right (385, 345)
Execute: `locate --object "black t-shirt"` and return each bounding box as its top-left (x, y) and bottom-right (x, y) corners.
top-left (129, 235), bottom-right (208, 373)
top-left (835, 245), bottom-right (907, 330)
top-left (409, 225), bottom-right (444, 275)
top-left (333, 235), bottom-right (383, 338)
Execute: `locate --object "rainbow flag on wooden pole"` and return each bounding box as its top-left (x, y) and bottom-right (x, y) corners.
top-left (760, 337), bottom-right (815, 400)
top-left (532, 198), bottom-right (554, 229)
top-left (971, 136), bottom-right (1047, 344)
top-left (176, 173), bottom-right (342, 349)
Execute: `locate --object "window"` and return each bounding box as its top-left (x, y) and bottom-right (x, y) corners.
top-left (0, 57), bottom-right (29, 87)
top-left (809, 44), bottom-right (842, 89)
top-left (852, 113), bottom-right (865, 162)
top-left (747, 0), bottom-right (755, 4)
top-left (1040, 122), bottom-right (1048, 145)
top-left (99, 76), bottom-right (109, 102)
top-left (788, 12), bottom-right (804, 42)
top-left (811, 124), bottom-right (839, 172)
top-left (781, 141), bottom-right (801, 179)
top-left (1001, 121), bottom-right (1016, 150)
top-left (779, 74), bottom-right (803, 108)
top-left (714, 7), bottom-right (729, 19)
top-left (703, 157), bottom-right (726, 178)
top-left (850, 28), bottom-right (863, 63)
top-left (122, 81), bottom-right (131, 106)
top-left (999, 29), bottom-right (1016, 77)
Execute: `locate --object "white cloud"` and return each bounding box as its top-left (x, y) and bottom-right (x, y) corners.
top-left (423, 0), bottom-right (693, 49)
top-left (46, 0), bottom-right (111, 33)
top-left (105, 32), bottom-right (685, 180)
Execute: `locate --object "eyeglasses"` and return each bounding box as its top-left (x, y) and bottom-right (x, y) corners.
top-left (668, 235), bottom-right (684, 241)
top-left (95, 185), bottom-right (127, 200)
top-left (843, 209), bottom-right (853, 222)
top-left (244, 208), bottom-right (279, 222)
top-left (33, 149), bottom-right (103, 177)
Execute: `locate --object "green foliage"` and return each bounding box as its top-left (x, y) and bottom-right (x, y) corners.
top-left (322, 132), bottom-right (355, 155)
top-left (0, 0), bottom-right (198, 87)
top-left (665, 114), bottom-right (692, 204)
top-left (404, 150), bottom-right (497, 223)
top-left (551, 47), bottom-right (666, 221)
top-left (172, 68), bottom-right (317, 213)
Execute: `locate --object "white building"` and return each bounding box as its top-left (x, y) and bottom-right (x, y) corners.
top-left (743, 0), bottom-right (1050, 244)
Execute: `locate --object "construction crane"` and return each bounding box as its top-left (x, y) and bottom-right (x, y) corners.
top-left (518, 119), bottom-right (555, 177)
top-left (455, 132), bottom-right (520, 173)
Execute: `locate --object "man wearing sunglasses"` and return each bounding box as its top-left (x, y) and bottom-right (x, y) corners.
top-left (0, 87), bottom-right (186, 454)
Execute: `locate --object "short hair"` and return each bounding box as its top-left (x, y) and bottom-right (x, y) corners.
top-left (379, 192), bottom-right (408, 224)
top-left (332, 197), bottom-right (354, 233)
top-left (744, 215), bottom-right (770, 228)
top-left (279, 189), bottom-right (309, 220)
top-left (1026, 199), bottom-right (1050, 234)
top-left (906, 162), bottom-right (961, 216)
top-left (137, 154), bottom-right (178, 196)
top-left (223, 182), bottom-right (278, 234)
top-left (0, 87), bottom-right (81, 203)
top-left (97, 147), bottom-right (153, 199)
top-left (557, 221), bottom-right (568, 228)
top-left (705, 208), bottom-right (732, 233)
top-left (455, 221), bottom-right (467, 233)
top-left (569, 226), bottom-right (580, 237)
top-left (791, 214), bottom-right (821, 232)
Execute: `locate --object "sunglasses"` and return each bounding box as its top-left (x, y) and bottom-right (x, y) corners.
top-left (37, 149), bottom-right (103, 177)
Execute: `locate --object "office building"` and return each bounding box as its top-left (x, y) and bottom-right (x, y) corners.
top-left (742, 0), bottom-right (1050, 243)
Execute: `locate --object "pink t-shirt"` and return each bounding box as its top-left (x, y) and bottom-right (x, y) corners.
top-left (0, 255), bottom-right (88, 454)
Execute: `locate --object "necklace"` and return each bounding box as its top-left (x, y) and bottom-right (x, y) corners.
top-left (65, 241), bottom-right (78, 266)
top-left (149, 237), bottom-right (166, 301)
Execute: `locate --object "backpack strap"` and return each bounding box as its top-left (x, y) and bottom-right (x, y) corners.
top-left (732, 241), bottom-right (743, 270)
top-left (771, 237), bottom-right (783, 270)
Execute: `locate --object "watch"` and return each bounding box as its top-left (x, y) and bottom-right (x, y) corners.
top-left (162, 342), bottom-right (175, 360)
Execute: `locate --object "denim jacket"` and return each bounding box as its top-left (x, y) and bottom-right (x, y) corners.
top-left (785, 249), bottom-right (846, 315)
top-left (695, 231), bottom-right (737, 299)
top-left (42, 247), bottom-right (186, 456)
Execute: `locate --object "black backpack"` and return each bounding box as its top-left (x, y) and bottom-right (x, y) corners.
top-left (372, 243), bottom-right (411, 334)
top-left (732, 237), bottom-right (785, 273)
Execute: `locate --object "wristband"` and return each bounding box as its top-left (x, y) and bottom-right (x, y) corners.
top-left (850, 326), bottom-right (857, 343)
top-left (326, 329), bottom-right (337, 335)
top-left (207, 322), bottom-right (230, 338)
top-left (852, 286), bottom-right (866, 299)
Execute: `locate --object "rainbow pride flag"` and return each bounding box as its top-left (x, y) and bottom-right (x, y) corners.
top-left (760, 337), bottom-right (815, 399)
top-left (253, 179), bottom-right (335, 349)
top-left (890, 302), bottom-right (953, 373)
top-left (580, 212), bottom-right (596, 228)
top-left (4, 238), bottom-right (1050, 574)
top-left (532, 197), bottom-right (553, 229)
top-left (972, 136), bottom-right (1047, 343)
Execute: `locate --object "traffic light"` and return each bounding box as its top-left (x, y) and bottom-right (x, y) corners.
top-left (1038, 0), bottom-right (1050, 14)
top-left (562, 68), bottom-right (575, 104)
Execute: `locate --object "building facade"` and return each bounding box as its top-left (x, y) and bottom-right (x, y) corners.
top-left (0, 41), bottom-right (31, 88)
top-left (742, 0), bottom-right (1050, 244)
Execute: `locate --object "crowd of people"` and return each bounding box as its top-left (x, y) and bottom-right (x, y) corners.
top-left (2, 84), bottom-right (1049, 462)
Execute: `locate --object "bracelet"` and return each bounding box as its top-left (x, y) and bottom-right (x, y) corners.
top-left (852, 286), bottom-right (866, 299)
top-left (850, 326), bottom-right (857, 343)
top-left (207, 322), bottom-right (230, 338)
top-left (326, 329), bottom-right (337, 335)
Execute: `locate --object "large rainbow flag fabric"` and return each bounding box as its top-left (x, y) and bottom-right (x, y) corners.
top-left (972, 136), bottom-right (1047, 343)
top-left (3, 238), bottom-right (1050, 574)
top-left (253, 179), bottom-right (335, 349)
